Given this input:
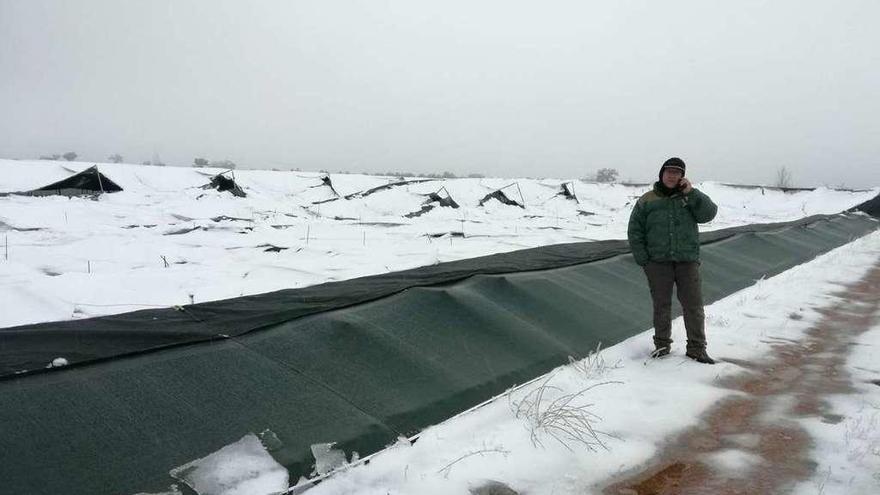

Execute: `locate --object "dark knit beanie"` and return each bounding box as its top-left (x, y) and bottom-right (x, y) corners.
top-left (659, 157), bottom-right (686, 180)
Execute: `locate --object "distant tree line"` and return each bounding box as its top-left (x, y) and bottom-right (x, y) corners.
top-left (39, 152), bottom-right (78, 161)
top-left (37, 151), bottom-right (156, 165)
top-left (192, 157), bottom-right (236, 169)
top-left (31, 152), bottom-right (572, 182)
top-left (581, 168), bottom-right (619, 183)
top-left (368, 170), bottom-right (484, 179)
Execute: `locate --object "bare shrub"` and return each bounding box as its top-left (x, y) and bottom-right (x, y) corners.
top-left (436, 445), bottom-right (510, 479)
top-left (596, 168), bottom-right (619, 183)
top-left (775, 166), bottom-right (793, 188)
top-left (568, 342), bottom-right (622, 380)
top-left (511, 375), bottom-right (617, 452)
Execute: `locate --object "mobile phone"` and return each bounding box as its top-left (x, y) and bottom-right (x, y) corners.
top-left (675, 178), bottom-right (686, 192)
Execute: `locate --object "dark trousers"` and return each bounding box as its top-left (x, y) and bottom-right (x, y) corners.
top-left (643, 261), bottom-right (707, 352)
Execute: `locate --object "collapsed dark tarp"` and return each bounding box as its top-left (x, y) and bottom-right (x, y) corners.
top-left (423, 190), bottom-right (459, 209)
top-left (1, 205), bottom-right (878, 494)
top-left (27, 165), bottom-right (122, 196)
top-left (405, 188), bottom-right (460, 218)
top-left (558, 182), bottom-right (578, 201)
top-left (310, 175), bottom-right (341, 204)
top-left (203, 171), bottom-right (246, 197)
top-left (404, 204), bottom-right (435, 218)
top-left (478, 188), bottom-right (524, 208)
top-left (345, 178), bottom-right (435, 200)
top-left (850, 194), bottom-right (880, 217)
top-left (315, 178), bottom-right (436, 205)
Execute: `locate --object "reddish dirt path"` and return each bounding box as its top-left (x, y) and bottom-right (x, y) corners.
top-left (602, 258), bottom-right (880, 495)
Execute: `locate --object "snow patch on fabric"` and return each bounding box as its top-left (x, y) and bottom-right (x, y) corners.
top-left (170, 433), bottom-right (288, 495)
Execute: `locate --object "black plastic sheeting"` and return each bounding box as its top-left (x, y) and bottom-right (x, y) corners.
top-left (558, 182), bottom-right (578, 201)
top-left (423, 190), bottom-right (460, 209)
top-left (0, 201), bottom-right (878, 495)
top-left (204, 173), bottom-right (246, 197)
top-left (851, 193), bottom-right (880, 217)
top-left (309, 175), bottom-right (341, 202)
top-left (478, 189), bottom-right (524, 208)
top-left (344, 178), bottom-right (435, 200)
top-left (27, 165), bottom-right (123, 196)
top-left (404, 190), bottom-right (461, 218)
top-left (313, 178), bottom-right (435, 204)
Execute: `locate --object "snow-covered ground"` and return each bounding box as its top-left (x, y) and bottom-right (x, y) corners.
top-left (0, 159), bottom-right (876, 329)
top-left (2, 159), bottom-right (878, 494)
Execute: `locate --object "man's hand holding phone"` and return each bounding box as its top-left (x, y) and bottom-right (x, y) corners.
top-left (678, 178), bottom-right (693, 194)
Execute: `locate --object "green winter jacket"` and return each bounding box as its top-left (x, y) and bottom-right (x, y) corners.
top-left (627, 182), bottom-right (718, 266)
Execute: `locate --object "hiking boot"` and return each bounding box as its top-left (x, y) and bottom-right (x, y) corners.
top-left (686, 349), bottom-right (716, 365)
top-left (650, 346), bottom-right (670, 358)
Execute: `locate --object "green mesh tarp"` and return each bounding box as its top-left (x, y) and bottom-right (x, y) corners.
top-left (0, 210), bottom-right (878, 494)
top-left (2, 213), bottom-right (873, 378)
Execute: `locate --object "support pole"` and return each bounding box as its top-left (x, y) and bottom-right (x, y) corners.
top-left (95, 166), bottom-right (105, 193)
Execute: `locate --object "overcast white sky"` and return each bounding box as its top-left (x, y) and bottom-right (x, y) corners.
top-left (1, 0), bottom-right (878, 187)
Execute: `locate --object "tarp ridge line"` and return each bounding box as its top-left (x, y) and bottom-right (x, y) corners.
top-left (0, 332), bottom-right (229, 383)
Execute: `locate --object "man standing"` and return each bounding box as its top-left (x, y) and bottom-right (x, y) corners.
top-left (627, 157), bottom-right (718, 364)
